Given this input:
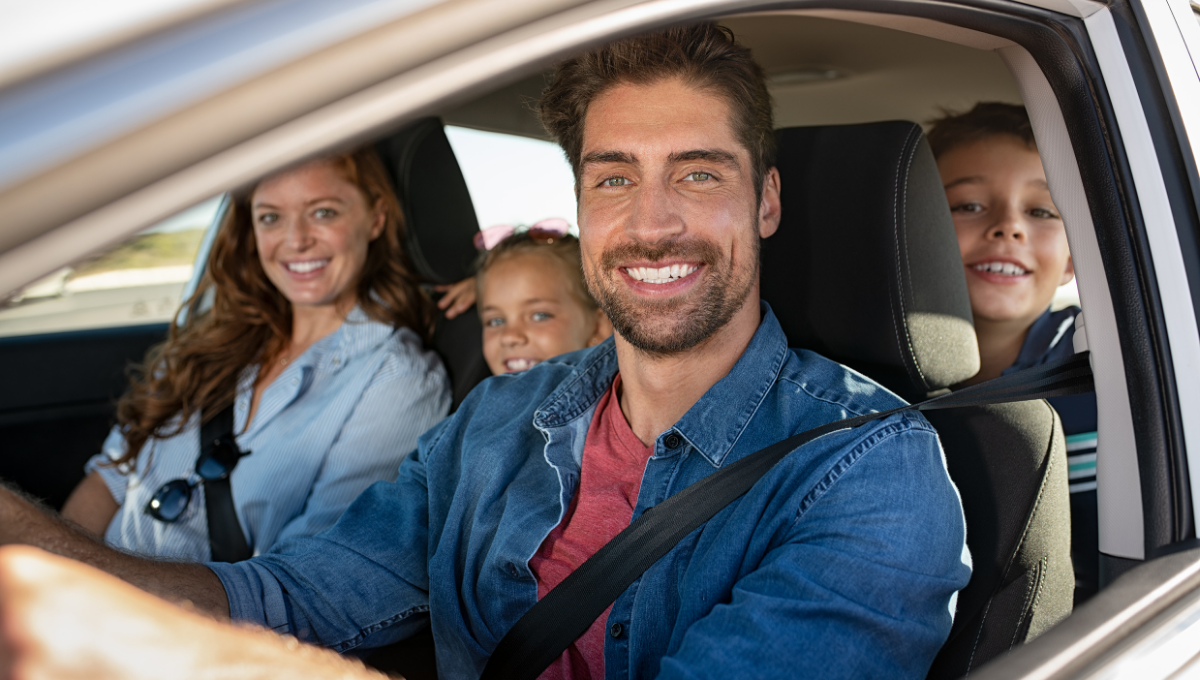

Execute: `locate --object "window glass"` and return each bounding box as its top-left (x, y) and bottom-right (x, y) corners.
top-left (444, 126), bottom-right (578, 232)
top-left (1052, 279), bottom-right (1079, 311)
top-left (0, 196), bottom-right (223, 337)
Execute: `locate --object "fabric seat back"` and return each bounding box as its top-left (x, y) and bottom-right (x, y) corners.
top-left (763, 121), bottom-right (1073, 678)
top-left (375, 118), bottom-right (492, 410)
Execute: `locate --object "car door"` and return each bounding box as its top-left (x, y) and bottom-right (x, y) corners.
top-left (0, 199), bottom-right (222, 508)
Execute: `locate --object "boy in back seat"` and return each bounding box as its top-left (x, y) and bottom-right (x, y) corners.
top-left (929, 102), bottom-right (1099, 603)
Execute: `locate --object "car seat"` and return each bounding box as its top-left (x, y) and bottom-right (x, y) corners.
top-left (762, 121), bottom-right (1073, 678)
top-left (375, 118), bottom-right (493, 411)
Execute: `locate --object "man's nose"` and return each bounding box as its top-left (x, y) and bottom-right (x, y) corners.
top-left (625, 176), bottom-right (684, 244)
top-left (987, 205), bottom-right (1027, 242)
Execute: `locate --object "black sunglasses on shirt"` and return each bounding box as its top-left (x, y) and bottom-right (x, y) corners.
top-left (145, 434), bottom-right (250, 523)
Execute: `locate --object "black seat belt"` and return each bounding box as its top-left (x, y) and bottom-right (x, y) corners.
top-left (201, 404), bottom-right (253, 563)
top-left (481, 351), bottom-right (1094, 680)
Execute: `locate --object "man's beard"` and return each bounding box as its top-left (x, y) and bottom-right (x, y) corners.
top-left (585, 233), bottom-right (759, 356)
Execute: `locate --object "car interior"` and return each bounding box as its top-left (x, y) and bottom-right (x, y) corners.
top-left (0, 5), bottom-right (1193, 677)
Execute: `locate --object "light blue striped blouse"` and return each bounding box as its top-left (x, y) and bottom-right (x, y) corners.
top-left (86, 306), bottom-right (450, 562)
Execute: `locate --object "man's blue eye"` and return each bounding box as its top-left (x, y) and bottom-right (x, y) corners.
top-left (686, 172), bottom-right (711, 181)
top-left (603, 177), bottom-right (629, 187)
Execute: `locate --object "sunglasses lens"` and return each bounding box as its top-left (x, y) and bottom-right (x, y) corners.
top-left (146, 479), bottom-right (192, 522)
top-left (197, 439), bottom-right (239, 481)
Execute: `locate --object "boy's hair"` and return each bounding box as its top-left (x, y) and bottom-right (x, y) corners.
top-left (926, 102), bottom-right (1036, 159)
top-left (538, 23), bottom-right (776, 196)
top-left (476, 233), bottom-right (599, 312)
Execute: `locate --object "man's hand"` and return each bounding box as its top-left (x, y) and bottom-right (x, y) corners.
top-left (0, 546), bottom-right (392, 680)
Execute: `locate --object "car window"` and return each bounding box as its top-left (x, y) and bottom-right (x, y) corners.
top-left (0, 196), bottom-right (223, 337)
top-left (444, 125), bottom-right (578, 232)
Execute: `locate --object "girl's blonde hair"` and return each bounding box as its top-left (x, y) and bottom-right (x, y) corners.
top-left (475, 232), bottom-right (598, 312)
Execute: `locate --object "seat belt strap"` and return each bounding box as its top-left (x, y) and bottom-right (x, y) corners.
top-left (480, 351), bottom-right (1094, 680)
top-left (200, 403), bottom-right (253, 563)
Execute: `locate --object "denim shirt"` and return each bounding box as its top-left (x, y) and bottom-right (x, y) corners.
top-left (211, 305), bottom-right (970, 679)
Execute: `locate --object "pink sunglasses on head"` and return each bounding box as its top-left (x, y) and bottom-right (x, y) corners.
top-left (473, 218), bottom-right (572, 250)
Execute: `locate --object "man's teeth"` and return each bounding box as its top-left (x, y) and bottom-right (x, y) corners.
top-left (625, 264), bottom-right (700, 284)
top-left (972, 262), bottom-right (1027, 276)
top-left (505, 358), bottom-right (538, 372)
top-left (286, 260), bottom-right (329, 273)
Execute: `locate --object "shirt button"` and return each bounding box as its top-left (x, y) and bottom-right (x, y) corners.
top-left (508, 563), bottom-right (520, 578)
top-left (291, 378), bottom-right (299, 386)
top-left (664, 433), bottom-right (682, 449)
top-left (609, 622), bottom-right (624, 639)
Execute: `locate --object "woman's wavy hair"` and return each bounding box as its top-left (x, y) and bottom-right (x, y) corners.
top-left (112, 146), bottom-right (431, 467)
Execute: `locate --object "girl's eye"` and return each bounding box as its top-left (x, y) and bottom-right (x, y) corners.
top-left (256, 213), bottom-right (279, 226)
top-left (313, 207), bottom-right (337, 219)
top-left (532, 311), bottom-right (553, 322)
top-left (1029, 207), bottom-right (1060, 220)
top-left (950, 202), bottom-right (983, 214)
top-left (484, 317), bottom-right (505, 328)
top-left (685, 172), bottom-right (712, 181)
top-left (603, 177), bottom-right (630, 187)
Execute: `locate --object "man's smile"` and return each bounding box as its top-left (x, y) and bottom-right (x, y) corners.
top-left (623, 263), bottom-right (702, 285)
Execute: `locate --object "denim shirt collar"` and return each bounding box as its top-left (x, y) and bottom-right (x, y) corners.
top-left (532, 302), bottom-right (790, 467)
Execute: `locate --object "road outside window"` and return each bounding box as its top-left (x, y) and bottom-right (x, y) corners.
top-left (0, 197), bottom-right (223, 338)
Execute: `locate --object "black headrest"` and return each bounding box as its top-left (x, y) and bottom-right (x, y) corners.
top-left (762, 121), bottom-right (979, 400)
top-left (375, 118), bottom-right (480, 284)
top-left (375, 118), bottom-right (492, 409)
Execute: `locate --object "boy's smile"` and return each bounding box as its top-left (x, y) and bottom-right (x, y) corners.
top-left (938, 134), bottom-right (1074, 331)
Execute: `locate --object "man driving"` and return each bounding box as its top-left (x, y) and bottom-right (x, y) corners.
top-left (0, 23), bottom-right (969, 680)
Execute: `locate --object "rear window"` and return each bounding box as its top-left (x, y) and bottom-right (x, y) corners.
top-left (445, 125), bottom-right (578, 232)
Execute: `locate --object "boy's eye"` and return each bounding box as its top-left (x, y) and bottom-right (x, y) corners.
top-left (684, 172), bottom-right (712, 181)
top-left (602, 176), bottom-right (630, 187)
top-left (484, 317), bottom-right (505, 328)
top-left (950, 202), bottom-right (984, 214)
top-left (313, 207), bottom-right (337, 219)
top-left (1029, 207), bottom-right (1060, 220)
top-left (531, 311), bottom-right (553, 322)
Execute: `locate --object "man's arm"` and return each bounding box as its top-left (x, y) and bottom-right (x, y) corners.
top-left (0, 483), bottom-right (230, 617)
top-left (0, 545), bottom-right (386, 680)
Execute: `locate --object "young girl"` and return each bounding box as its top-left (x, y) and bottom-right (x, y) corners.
top-left (928, 102), bottom-right (1098, 603)
top-left (471, 224), bottom-right (611, 375)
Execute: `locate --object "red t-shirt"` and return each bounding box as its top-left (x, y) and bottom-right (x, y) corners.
top-left (529, 375), bottom-right (653, 680)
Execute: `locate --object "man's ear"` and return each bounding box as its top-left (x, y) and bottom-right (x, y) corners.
top-left (587, 309), bottom-right (613, 347)
top-left (1060, 255), bottom-right (1075, 286)
top-left (758, 167), bottom-right (781, 239)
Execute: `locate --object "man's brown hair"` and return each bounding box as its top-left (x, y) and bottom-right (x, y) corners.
top-left (538, 23), bottom-right (775, 195)
top-left (926, 102), bottom-right (1036, 159)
